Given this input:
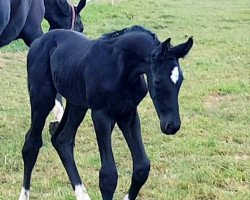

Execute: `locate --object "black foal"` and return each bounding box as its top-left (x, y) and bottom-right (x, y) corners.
top-left (20, 26), bottom-right (193, 200)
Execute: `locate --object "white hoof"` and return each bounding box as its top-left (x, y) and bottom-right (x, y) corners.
top-left (75, 184), bottom-right (91, 200)
top-left (18, 188), bottom-right (29, 200)
top-left (124, 194), bottom-right (130, 200)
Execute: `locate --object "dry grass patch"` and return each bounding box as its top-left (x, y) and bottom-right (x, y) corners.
top-left (234, 154), bottom-right (250, 161)
top-left (204, 93), bottom-right (236, 109)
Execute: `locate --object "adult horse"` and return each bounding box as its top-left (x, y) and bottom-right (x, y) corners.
top-left (0, 0), bottom-right (87, 128)
top-left (21, 26), bottom-right (193, 200)
top-left (0, 0), bottom-right (87, 47)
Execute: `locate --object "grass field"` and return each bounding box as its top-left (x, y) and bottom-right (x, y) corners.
top-left (0, 0), bottom-right (249, 199)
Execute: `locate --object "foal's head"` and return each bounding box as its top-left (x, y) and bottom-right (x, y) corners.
top-left (44, 0), bottom-right (86, 32)
top-left (148, 37), bottom-right (193, 135)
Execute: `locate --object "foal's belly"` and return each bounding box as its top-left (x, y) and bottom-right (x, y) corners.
top-left (52, 64), bottom-right (86, 106)
top-left (57, 82), bottom-right (86, 106)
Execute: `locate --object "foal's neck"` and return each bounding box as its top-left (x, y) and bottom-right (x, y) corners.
top-left (116, 33), bottom-right (157, 82)
top-left (120, 33), bottom-right (157, 63)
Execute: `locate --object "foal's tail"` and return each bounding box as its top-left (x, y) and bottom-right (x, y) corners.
top-left (27, 33), bottom-right (64, 134)
top-left (27, 34), bottom-right (57, 93)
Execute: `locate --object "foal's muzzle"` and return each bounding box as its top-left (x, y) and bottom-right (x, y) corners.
top-left (160, 121), bottom-right (180, 135)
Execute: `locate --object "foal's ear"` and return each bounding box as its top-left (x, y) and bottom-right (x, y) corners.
top-left (172, 37), bottom-right (193, 59)
top-left (76, 0), bottom-right (87, 13)
top-left (162, 38), bottom-right (172, 53)
top-left (152, 38), bottom-right (171, 61)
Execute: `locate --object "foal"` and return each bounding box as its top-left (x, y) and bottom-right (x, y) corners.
top-left (20, 26), bottom-right (193, 200)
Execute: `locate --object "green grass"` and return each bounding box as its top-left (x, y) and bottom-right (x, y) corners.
top-left (0, 0), bottom-right (249, 199)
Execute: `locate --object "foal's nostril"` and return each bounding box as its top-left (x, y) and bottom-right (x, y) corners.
top-left (165, 122), bottom-right (173, 132)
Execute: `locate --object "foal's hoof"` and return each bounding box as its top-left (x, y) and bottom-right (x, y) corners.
top-left (49, 121), bottom-right (60, 135)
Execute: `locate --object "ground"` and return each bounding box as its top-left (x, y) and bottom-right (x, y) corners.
top-left (0, 0), bottom-right (249, 199)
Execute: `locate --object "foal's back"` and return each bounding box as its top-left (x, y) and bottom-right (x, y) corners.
top-left (28, 29), bottom-right (148, 109)
top-left (28, 30), bottom-right (94, 105)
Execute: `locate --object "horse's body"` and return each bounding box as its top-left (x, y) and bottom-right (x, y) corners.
top-left (0, 0), bottom-right (87, 133)
top-left (21, 26), bottom-right (193, 200)
top-left (0, 0), bottom-right (86, 47)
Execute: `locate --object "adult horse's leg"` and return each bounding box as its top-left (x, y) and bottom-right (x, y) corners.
top-left (19, 0), bottom-right (44, 46)
top-left (53, 94), bottom-right (64, 122)
top-left (49, 95), bottom-right (69, 136)
top-left (117, 109), bottom-right (150, 200)
top-left (49, 94), bottom-right (64, 135)
top-left (19, 83), bottom-right (56, 200)
top-left (91, 110), bottom-right (118, 200)
top-left (0, 0), bottom-right (10, 35)
top-left (51, 102), bottom-right (91, 200)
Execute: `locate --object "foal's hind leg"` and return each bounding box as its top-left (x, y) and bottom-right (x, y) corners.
top-left (117, 109), bottom-right (150, 200)
top-left (91, 110), bottom-right (117, 200)
top-left (19, 85), bottom-right (56, 200)
top-left (51, 102), bottom-right (91, 200)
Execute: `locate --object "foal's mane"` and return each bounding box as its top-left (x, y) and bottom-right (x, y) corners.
top-left (100, 25), bottom-right (158, 41)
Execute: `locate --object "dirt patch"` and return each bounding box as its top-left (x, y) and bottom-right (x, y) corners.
top-left (0, 52), bottom-right (26, 67)
top-left (204, 93), bottom-right (234, 109)
top-left (234, 154), bottom-right (250, 161)
top-left (0, 58), bottom-right (7, 70)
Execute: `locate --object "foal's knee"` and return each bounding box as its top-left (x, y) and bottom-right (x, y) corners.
top-left (99, 165), bottom-right (118, 196)
top-left (133, 159), bottom-right (151, 185)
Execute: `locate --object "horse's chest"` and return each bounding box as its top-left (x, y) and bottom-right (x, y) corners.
top-left (107, 80), bottom-right (148, 115)
top-left (120, 86), bottom-right (146, 105)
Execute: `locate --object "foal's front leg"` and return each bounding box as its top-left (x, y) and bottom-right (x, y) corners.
top-left (91, 110), bottom-right (118, 200)
top-left (118, 109), bottom-right (150, 200)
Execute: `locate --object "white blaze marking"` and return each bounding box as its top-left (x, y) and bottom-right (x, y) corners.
top-left (18, 188), bottom-right (29, 200)
top-left (75, 184), bottom-right (91, 200)
top-left (170, 66), bottom-right (179, 84)
top-left (124, 194), bottom-right (130, 200)
top-left (52, 99), bottom-right (64, 122)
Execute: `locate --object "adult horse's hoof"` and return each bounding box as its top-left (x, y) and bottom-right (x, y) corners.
top-left (49, 121), bottom-right (60, 135)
